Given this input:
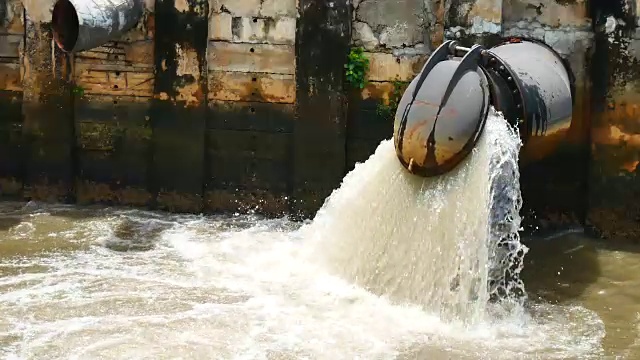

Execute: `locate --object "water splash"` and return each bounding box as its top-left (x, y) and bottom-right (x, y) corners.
top-left (0, 110), bottom-right (606, 359)
top-left (302, 109), bottom-right (528, 325)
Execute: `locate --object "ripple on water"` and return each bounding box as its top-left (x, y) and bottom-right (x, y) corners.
top-left (0, 112), bottom-right (606, 359)
top-left (0, 206), bottom-right (605, 359)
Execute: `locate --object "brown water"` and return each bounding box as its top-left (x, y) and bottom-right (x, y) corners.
top-left (0, 203), bottom-right (635, 359)
top-left (0, 113), bottom-right (632, 359)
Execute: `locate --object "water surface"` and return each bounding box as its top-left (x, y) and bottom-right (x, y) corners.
top-left (0, 204), bottom-right (630, 359)
top-left (0, 112), bottom-right (626, 359)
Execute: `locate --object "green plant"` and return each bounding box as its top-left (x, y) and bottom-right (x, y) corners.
top-left (344, 47), bottom-right (370, 89)
top-left (72, 85), bottom-right (85, 97)
top-left (376, 78), bottom-right (409, 121)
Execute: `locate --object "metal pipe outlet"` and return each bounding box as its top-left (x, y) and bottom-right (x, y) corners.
top-left (393, 38), bottom-right (574, 177)
top-left (51, 0), bottom-right (143, 53)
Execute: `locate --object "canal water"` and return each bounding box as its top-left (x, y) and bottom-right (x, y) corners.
top-left (0, 112), bottom-right (634, 359)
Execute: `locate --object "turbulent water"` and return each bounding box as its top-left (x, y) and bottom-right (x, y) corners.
top-left (0, 111), bottom-right (605, 359)
top-left (303, 110), bottom-right (527, 325)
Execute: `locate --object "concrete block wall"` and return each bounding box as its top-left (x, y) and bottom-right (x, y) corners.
top-left (586, 0), bottom-right (640, 240)
top-left (348, 0), bottom-right (427, 169)
top-left (346, 0), bottom-right (640, 239)
top-left (0, 0), bottom-right (23, 199)
top-left (2, 0), bottom-right (640, 240)
top-left (207, 0), bottom-right (297, 215)
top-left (0, 0), bottom-right (353, 219)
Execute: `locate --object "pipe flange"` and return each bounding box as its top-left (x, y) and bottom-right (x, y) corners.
top-left (482, 52), bottom-right (527, 131)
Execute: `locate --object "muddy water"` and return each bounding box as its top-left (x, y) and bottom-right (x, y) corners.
top-left (0, 113), bottom-right (632, 359)
top-left (0, 202), bottom-right (636, 359)
top-left (522, 232), bottom-right (640, 359)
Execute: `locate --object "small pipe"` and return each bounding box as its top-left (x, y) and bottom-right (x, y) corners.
top-left (52, 0), bottom-right (143, 53)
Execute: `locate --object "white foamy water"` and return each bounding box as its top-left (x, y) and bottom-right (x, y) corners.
top-left (0, 112), bottom-right (605, 359)
top-left (302, 110), bottom-right (527, 325)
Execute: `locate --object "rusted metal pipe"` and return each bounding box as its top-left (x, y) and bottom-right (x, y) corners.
top-left (51, 0), bottom-right (143, 53)
top-left (393, 38), bottom-right (574, 177)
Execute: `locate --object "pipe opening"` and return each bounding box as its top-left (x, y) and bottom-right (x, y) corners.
top-left (52, 0), bottom-right (80, 52)
top-left (393, 38), bottom-right (575, 178)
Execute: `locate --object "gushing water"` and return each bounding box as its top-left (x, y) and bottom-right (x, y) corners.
top-left (303, 109), bottom-right (528, 325)
top-left (0, 111), bottom-right (605, 359)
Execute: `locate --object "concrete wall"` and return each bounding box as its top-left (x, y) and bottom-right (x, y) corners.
top-left (1, 0), bottom-right (640, 240)
top-left (346, 0), bottom-right (640, 241)
top-left (347, 0), bottom-right (593, 236)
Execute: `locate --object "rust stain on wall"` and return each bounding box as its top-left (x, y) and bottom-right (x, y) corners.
top-left (468, 0), bottom-right (502, 24)
top-left (4, 0), bottom-right (640, 239)
top-left (175, 44), bottom-right (204, 106)
top-left (208, 71), bottom-right (295, 103)
top-left (0, 64), bottom-right (22, 92)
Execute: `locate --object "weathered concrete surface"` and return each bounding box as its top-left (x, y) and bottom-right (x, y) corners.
top-left (293, 0), bottom-right (351, 218)
top-left (445, 0), bottom-right (502, 40)
top-left (206, 0), bottom-right (296, 216)
top-left (355, 0), bottom-right (424, 49)
top-left (0, 0), bottom-right (24, 200)
top-left (21, 4), bottom-right (76, 203)
top-left (72, 1), bottom-right (154, 208)
top-left (586, 0), bottom-right (640, 241)
top-left (151, 0), bottom-right (209, 213)
top-left (209, 0), bottom-right (297, 18)
top-left (352, 0), bottom-right (432, 57)
top-left (3, 0), bottom-right (640, 241)
top-left (22, 0), bottom-right (55, 23)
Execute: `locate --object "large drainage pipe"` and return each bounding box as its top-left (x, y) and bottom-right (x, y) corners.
top-left (51, 0), bottom-right (143, 53)
top-left (393, 38), bottom-right (574, 177)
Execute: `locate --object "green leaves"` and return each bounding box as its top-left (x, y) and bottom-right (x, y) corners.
top-left (343, 49), bottom-right (407, 122)
top-left (344, 47), bottom-right (369, 90)
top-left (72, 85), bottom-right (85, 97)
top-left (376, 78), bottom-right (409, 121)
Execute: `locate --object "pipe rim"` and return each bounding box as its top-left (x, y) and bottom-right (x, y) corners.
top-left (493, 37), bottom-right (576, 102)
top-left (52, 0), bottom-right (80, 52)
top-left (481, 51), bottom-right (529, 141)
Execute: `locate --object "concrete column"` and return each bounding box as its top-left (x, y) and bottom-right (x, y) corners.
top-left (586, 1), bottom-right (640, 241)
top-left (204, 0), bottom-right (297, 217)
top-left (150, 0), bottom-right (209, 213)
top-left (72, 2), bottom-right (155, 207)
top-left (0, 0), bottom-right (25, 199)
top-left (292, 0), bottom-right (351, 218)
top-left (21, 2), bottom-right (76, 203)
